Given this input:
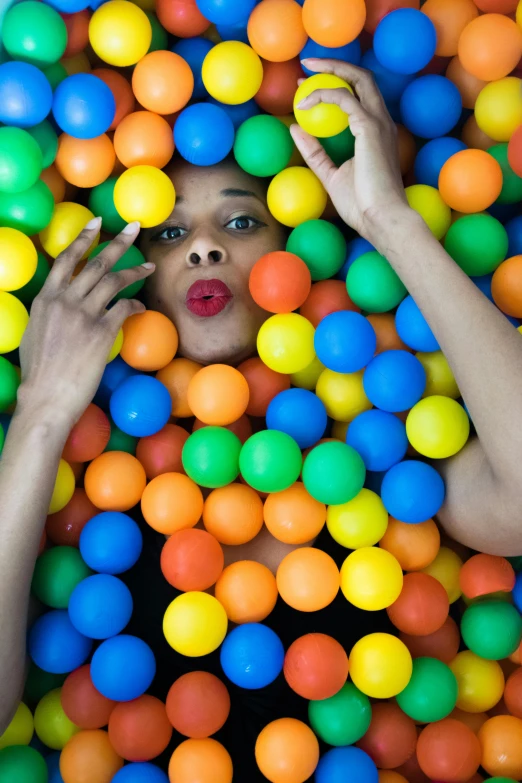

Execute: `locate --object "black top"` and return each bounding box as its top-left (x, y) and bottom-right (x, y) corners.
top-left (122, 515), bottom-right (394, 780)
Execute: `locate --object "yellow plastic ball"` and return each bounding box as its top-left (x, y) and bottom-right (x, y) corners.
top-left (331, 419), bottom-right (349, 441)
top-left (518, 0), bottom-right (522, 27)
top-left (405, 185), bottom-right (452, 241)
top-left (315, 369), bottom-right (372, 422)
top-left (0, 292), bottom-right (29, 354)
top-left (341, 547), bottom-right (403, 611)
top-left (416, 351), bottom-right (460, 399)
top-left (107, 328), bottom-right (124, 363)
top-left (39, 202), bottom-right (99, 260)
top-left (49, 459), bottom-right (75, 515)
top-left (34, 689), bottom-right (80, 750)
top-left (294, 74), bottom-right (352, 138)
top-left (0, 703), bottom-right (33, 750)
top-left (114, 166), bottom-right (176, 229)
top-left (61, 52), bottom-right (91, 75)
top-left (422, 545), bottom-right (463, 604)
top-left (349, 633), bottom-right (413, 699)
top-left (257, 313), bottom-right (315, 374)
top-left (0, 229), bottom-right (37, 292)
top-left (406, 395), bottom-right (470, 459)
top-left (202, 41), bottom-right (263, 105)
top-left (267, 166), bottom-right (327, 228)
top-left (475, 77), bottom-right (522, 142)
top-left (327, 489), bottom-right (389, 549)
top-left (89, 0), bottom-right (152, 67)
top-left (163, 592), bottom-right (228, 657)
top-left (290, 355), bottom-right (324, 390)
top-left (449, 651), bottom-right (505, 713)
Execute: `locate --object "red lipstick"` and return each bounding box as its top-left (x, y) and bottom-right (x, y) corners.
top-left (185, 279), bottom-right (233, 317)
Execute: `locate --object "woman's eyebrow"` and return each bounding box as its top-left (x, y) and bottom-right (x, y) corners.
top-left (220, 188), bottom-right (264, 203)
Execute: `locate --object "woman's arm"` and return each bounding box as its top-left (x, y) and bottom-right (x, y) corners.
top-left (0, 219), bottom-right (154, 731)
top-left (291, 59), bottom-right (522, 556)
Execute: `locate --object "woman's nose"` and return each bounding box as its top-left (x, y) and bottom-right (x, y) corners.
top-left (186, 232), bottom-right (227, 266)
top-left (188, 249), bottom-right (223, 266)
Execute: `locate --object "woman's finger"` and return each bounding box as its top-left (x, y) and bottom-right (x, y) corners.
top-left (289, 124), bottom-right (338, 190)
top-left (301, 58), bottom-right (387, 116)
top-left (296, 86), bottom-right (362, 119)
top-left (87, 263), bottom-right (155, 312)
top-left (43, 217), bottom-right (102, 292)
top-left (103, 297), bottom-right (146, 333)
top-left (69, 222), bottom-right (141, 298)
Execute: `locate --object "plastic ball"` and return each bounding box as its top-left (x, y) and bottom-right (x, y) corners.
top-left (109, 376), bottom-right (171, 438)
top-left (381, 460), bottom-right (445, 523)
top-left (422, 0), bottom-right (478, 58)
top-left (303, 440), bottom-right (366, 505)
top-left (2, 1), bottom-right (66, 67)
top-left (62, 404), bottom-right (110, 463)
top-left (52, 74), bottom-right (115, 140)
top-left (475, 77), bottom-right (522, 143)
top-left (113, 165), bottom-right (175, 228)
top-left (414, 137), bottom-right (467, 189)
top-left (113, 111), bottom-right (174, 170)
top-left (247, 0), bottom-right (306, 62)
top-left (405, 184), bottom-right (451, 241)
top-left (314, 311), bottom-right (376, 374)
top-left (263, 481), bottom-right (326, 544)
top-left (309, 682), bottom-right (371, 747)
top-left (267, 166), bottom-right (327, 228)
top-left (22, 120), bottom-right (58, 170)
top-left (171, 36), bottom-right (214, 100)
top-left (400, 75), bottom-right (462, 139)
top-left (29, 610), bottom-right (92, 674)
top-left (350, 632), bottom-right (413, 699)
top-left (341, 547), bottom-right (403, 611)
top-left (49, 459), bottom-right (75, 515)
top-left (387, 572), bottom-right (449, 635)
top-left (108, 695), bottom-right (172, 762)
top-left (61, 665), bottom-right (116, 730)
top-left (215, 560), bottom-right (277, 624)
top-left (79, 511), bottom-right (142, 574)
top-left (168, 738), bottom-right (232, 783)
top-left (400, 615), bottom-right (460, 664)
top-left (316, 747), bottom-right (378, 783)
top-left (492, 254), bottom-right (522, 317)
top-left (175, 102), bottom-right (234, 166)
top-left (161, 529), bottom-right (223, 592)
top-left (234, 115), bottom-right (293, 177)
top-left (301, 38), bottom-right (361, 75)
top-left (347, 251), bottom-right (407, 312)
top-left (0, 127), bottom-right (43, 195)
top-left (0, 229), bottom-right (36, 292)
top-left (89, 0), bottom-right (151, 66)
top-left (0, 180), bottom-right (54, 236)
top-left (417, 349), bottom-right (460, 399)
top-left (156, 0), bottom-right (210, 36)
top-left (416, 718), bottom-right (481, 782)
top-left (163, 592), bottom-right (228, 657)
top-left (374, 9), bottom-right (436, 75)
top-left (45, 489), bottom-right (97, 549)
top-left (446, 54), bottom-right (487, 110)
top-left (439, 149), bottom-right (503, 212)
top-left (141, 472), bottom-right (203, 535)
top-left (33, 687), bottom-right (79, 750)
top-left (203, 483), bottom-right (263, 544)
top-left (361, 48), bottom-right (414, 107)
top-left (220, 623), bottom-right (284, 690)
top-left (449, 651), bottom-right (505, 713)
top-left (68, 574), bottom-right (133, 640)
top-left (291, 355), bottom-right (326, 391)
top-left (356, 701), bottom-right (417, 769)
top-left (249, 250), bottom-right (311, 314)
top-left (461, 600), bottom-right (522, 660)
top-left (132, 50), bottom-right (193, 115)
top-left (111, 764), bottom-right (168, 783)
top-left (459, 13), bottom-right (522, 82)
top-left (406, 396), bottom-right (470, 459)
top-left (239, 429), bottom-right (302, 493)
top-left (287, 219), bottom-right (347, 282)
top-left (0, 291), bottom-right (29, 353)
top-left (0, 61), bottom-right (53, 128)
top-left (0, 703), bottom-right (33, 750)
top-left (294, 74), bottom-right (351, 139)
top-left (302, 0), bottom-right (366, 47)
top-left (201, 40), bottom-right (262, 104)
top-left (460, 553), bottom-right (515, 599)
top-left (347, 410), bottom-right (408, 472)
top-left (479, 715), bottom-right (522, 779)
top-left (504, 667), bottom-right (522, 719)
top-left (508, 124), bottom-right (522, 179)
top-left (32, 546), bottom-right (91, 610)
top-left (182, 426), bottom-right (241, 488)
top-left (266, 388), bottom-right (326, 449)
top-left (84, 452), bottom-right (146, 512)
top-left (255, 718), bottom-right (319, 783)
top-left (166, 671), bottom-right (230, 739)
top-left (187, 365), bottom-right (248, 426)
top-left (444, 213), bottom-right (508, 276)
top-left (257, 313), bottom-right (315, 375)
top-left (135, 424), bottom-right (188, 480)
top-left (327, 489), bottom-right (388, 549)
top-left (490, 142), bottom-right (522, 204)
top-left (423, 545), bottom-right (462, 603)
top-left (90, 635), bottom-right (155, 702)
top-left (363, 350), bottom-right (426, 412)
top-left (284, 633), bottom-right (348, 701)
top-left (59, 729), bottom-right (123, 783)
top-left (39, 201), bottom-right (98, 260)
top-left (0, 746), bottom-right (47, 783)
top-left (277, 547), bottom-right (340, 612)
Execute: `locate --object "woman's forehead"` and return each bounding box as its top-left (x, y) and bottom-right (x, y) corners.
top-left (164, 159), bottom-right (267, 203)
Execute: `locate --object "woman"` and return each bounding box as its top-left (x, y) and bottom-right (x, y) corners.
top-left (1, 58), bottom-right (522, 773)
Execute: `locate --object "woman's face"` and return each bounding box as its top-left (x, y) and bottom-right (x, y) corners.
top-left (141, 159), bottom-right (286, 366)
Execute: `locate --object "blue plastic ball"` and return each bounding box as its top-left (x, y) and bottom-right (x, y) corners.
top-left (513, 572), bottom-right (522, 613)
top-left (112, 764), bottom-right (169, 783)
top-left (381, 460), bottom-right (446, 523)
top-left (215, 20), bottom-right (249, 43)
top-left (28, 610), bottom-right (92, 674)
top-left (395, 295), bottom-right (439, 352)
top-left (471, 273), bottom-right (494, 303)
top-left (361, 49), bottom-right (414, 106)
top-left (52, 74), bottom-right (115, 139)
top-left (44, 0), bottom-right (90, 10)
top-left (208, 96), bottom-right (260, 129)
top-left (400, 75), bottom-right (462, 140)
top-left (171, 38), bottom-right (214, 101)
top-left (505, 215), bottom-right (522, 258)
top-left (79, 511), bottom-right (143, 575)
top-left (338, 237), bottom-right (375, 280)
top-left (347, 409), bottom-right (408, 472)
top-left (488, 202), bottom-right (519, 224)
top-left (0, 61), bottom-right (52, 127)
top-left (46, 751), bottom-right (63, 783)
top-left (196, 0), bottom-right (256, 25)
top-left (110, 375), bottom-right (172, 437)
top-left (90, 634), bottom-right (156, 701)
top-left (363, 350), bottom-right (426, 412)
top-left (266, 388), bottom-right (327, 449)
top-left (316, 747), bottom-right (378, 783)
top-left (174, 103), bottom-right (235, 166)
top-left (414, 137), bottom-right (468, 189)
top-left (301, 38), bottom-right (361, 76)
top-left (374, 9), bottom-right (436, 75)
top-left (314, 311), bottom-right (376, 374)
top-left (68, 574), bottom-right (133, 640)
top-left (94, 356), bottom-right (139, 410)
top-left (220, 623), bottom-right (284, 690)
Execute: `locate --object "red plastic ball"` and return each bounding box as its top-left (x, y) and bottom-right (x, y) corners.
top-left (387, 572), bottom-right (449, 636)
top-left (357, 702), bottom-right (418, 769)
top-left (61, 665), bottom-right (116, 730)
top-left (108, 695), bottom-right (173, 762)
top-left (46, 488), bottom-right (99, 547)
top-left (160, 528), bottom-right (224, 592)
top-left (166, 672), bottom-right (231, 738)
top-left (62, 403), bottom-right (111, 463)
top-left (284, 633), bottom-right (349, 700)
top-left (249, 251), bottom-right (311, 314)
top-left (416, 719), bottom-right (481, 783)
top-left (136, 423), bottom-right (189, 480)
top-left (300, 280), bottom-right (360, 328)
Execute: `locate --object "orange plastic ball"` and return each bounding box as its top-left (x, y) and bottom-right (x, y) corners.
top-left (108, 695), bottom-right (172, 762)
top-left (263, 481), bottom-right (326, 545)
top-left (215, 560), bottom-right (278, 624)
top-left (357, 702), bottom-right (417, 770)
top-left (156, 0), bottom-right (210, 37)
top-left (41, 165), bottom-right (66, 203)
top-left (423, 0), bottom-right (477, 58)
top-left (449, 708), bottom-right (489, 735)
top-left (400, 615), bottom-right (461, 664)
top-left (438, 149), bottom-right (503, 213)
top-left (238, 357), bottom-right (290, 417)
top-left (474, 0), bottom-right (517, 9)
top-left (168, 738), bottom-right (232, 783)
top-left (192, 414), bottom-right (252, 444)
top-left (255, 58), bottom-right (305, 115)
top-left (416, 719), bottom-right (481, 783)
top-left (248, 0), bottom-right (307, 63)
top-left (366, 313), bottom-right (410, 354)
top-left (276, 547), bottom-right (340, 612)
top-left (84, 452), bottom-right (146, 511)
top-left (59, 729), bottom-right (123, 783)
top-left (300, 280), bottom-right (359, 328)
top-left (378, 774), bottom-right (409, 783)
top-left (387, 572), bottom-right (449, 636)
top-left (446, 56), bottom-right (487, 111)
top-left (203, 483), bottom-right (263, 545)
top-left (508, 124), bottom-right (522, 177)
top-left (458, 13), bottom-right (522, 82)
top-left (284, 633), bottom-right (349, 700)
top-left (156, 358), bottom-right (202, 418)
top-left (114, 111), bottom-right (175, 168)
top-left (136, 423), bottom-right (189, 479)
top-left (61, 665), bottom-right (116, 730)
top-left (92, 69), bottom-right (135, 131)
top-left (63, 10), bottom-right (90, 58)
top-left (492, 255), bottom-right (522, 317)
top-left (303, 0), bottom-right (366, 46)
top-left (461, 114), bottom-right (495, 151)
top-left (161, 528), bottom-right (224, 592)
top-left (379, 517), bottom-right (440, 571)
top-left (132, 50), bottom-right (194, 115)
top-left (364, 0), bottom-right (419, 34)
top-left (255, 718), bottom-right (319, 783)
top-left (121, 311), bottom-right (178, 372)
top-left (504, 667), bottom-right (522, 719)
top-left (459, 553), bottom-right (515, 598)
top-left (46, 488), bottom-right (99, 547)
top-left (55, 133), bottom-right (115, 188)
top-left (62, 404), bottom-right (111, 463)
top-left (141, 472), bottom-right (203, 535)
top-left (166, 672), bottom-right (230, 739)
top-left (478, 715), bottom-right (522, 779)
top-left (249, 251), bottom-right (311, 314)
top-left (187, 365), bottom-right (249, 426)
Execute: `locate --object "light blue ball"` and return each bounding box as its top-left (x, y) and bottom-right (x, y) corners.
top-left (196, 0), bottom-right (256, 25)
top-left (400, 75), bottom-right (462, 140)
top-left (315, 311), bottom-right (376, 374)
top-left (68, 574), bottom-right (133, 640)
top-left (361, 49), bottom-right (414, 106)
top-left (300, 38), bottom-right (361, 76)
top-left (79, 511), bottom-right (143, 575)
top-left (52, 74), bottom-right (115, 139)
top-left (266, 388), bottom-right (327, 449)
top-left (374, 9), bottom-right (436, 75)
top-left (315, 747), bottom-right (378, 783)
top-left (414, 137), bottom-right (467, 189)
top-left (110, 375), bottom-right (172, 437)
top-left (363, 350), bottom-right (426, 412)
top-left (91, 635), bottom-right (156, 701)
top-left (381, 460), bottom-right (446, 523)
top-left (347, 409), bottom-right (408, 472)
top-left (28, 610), bottom-right (92, 674)
top-left (395, 295), bottom-right (439, 352)
top-left (112, 763), bottom-right (169, 783)
top-left (220, 623), bottom-right (284, 689)
top-left (175, 102), bottom-right (235, 166)
top-left (171, 37), bottom-right (214, 100)
top-left (0, 61), bottom-right (52, 127)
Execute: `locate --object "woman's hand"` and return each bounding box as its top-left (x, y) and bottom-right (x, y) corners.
top-left (18, 218), bottom-right (154, 428)
top-left (290, 59), bottom-right (410, 244)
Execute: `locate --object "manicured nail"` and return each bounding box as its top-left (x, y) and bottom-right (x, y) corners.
top-left (123, 221), bottom-right (141, 234)
top-left (301, 58), bottom-right (316, 64)
top-left (142, 262), bottom-right (155, 269)
top-left (85, 216), bottom-right (101, 230)
top-left (297, 98), bottom-right (309, 109)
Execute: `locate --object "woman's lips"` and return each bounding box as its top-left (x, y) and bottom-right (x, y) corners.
top-left (185, 278), bottom-right (233, 317)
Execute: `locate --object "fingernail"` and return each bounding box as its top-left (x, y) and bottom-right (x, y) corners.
top-left (85, 217), bottom-right (101, 230)
top-left (142, 262), bottom-right (155, 269)
top-left (123, 221), bottom-right (141, 234)
top-left (301, 58), bottom-right (316, 64)
top-left (297, 99), bottom-right (309, 109)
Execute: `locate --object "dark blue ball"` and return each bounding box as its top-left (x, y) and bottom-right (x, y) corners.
top-left (215, 20), bottom-right (250, 43)
top-left (207, 97), bottom-right (260, 129)
top-left (196, 0), bottom-right (256, 25)
top-left (28, 610), bottom-right (92, 674)
top-left (513, 572), bottom-right (522, 613)
top-left (171, 38), bottom-right (214, 100)
top-left (175, 103), bottom-right (235, 166)
top-left (220, 623), bottom-right (284, 689)
top-left (505, 215), bottom-right (522, 257)
top-left (91, 635), bottom-right (156, 701)
top-left (471, 273), bottom-right (494, 303)
top-left (112, 763), bottom-right (169, 783)
top-left (374, 9), bottom-right (436, 75)
top-left (361, 49), bottom-right (414, 106)
top-left (266, 388), bottom-right (327, 449)
top-left (301, 38), bottom-right (361, 75)
top-left (338, 237), bottom-right (375, 280)
top-left (68, 574), bottom-right (133, 640)
top-left (414, 137), bottom-right (467, 189)
top-left (0, 61), bottom-right (53, 127)
top-left (52, 74), bottom-right (115, 139)
top-left (95, 356), bottom-right (139, 410)
top-left (395, 295), bottom-right (439, 352)
top-left (315, 311), bottom-right (376, 373)
top-left (316, 747), bottom-right (378, 783)
top-left (110, 375), bottom-right (172, 437)
top-left (45, 752), bottom-right (63, 783)
top-left (347, 409), bottom-right (408, 472)
top-left (381, 460), bottom-right (446, 523)
top-left (363, 350), bottom-right (426, 412)
top-left (400, 75), bottom-right (462, 140)
top-left (79, 511), bottom-right (143, 575)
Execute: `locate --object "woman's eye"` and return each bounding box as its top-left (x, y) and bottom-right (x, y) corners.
top-left (157, 226), bottom-right (187, 241)
top-left (226, 216), bottom-right (260, 231)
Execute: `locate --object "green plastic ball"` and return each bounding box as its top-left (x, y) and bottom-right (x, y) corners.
top-left (444, 214), bottom-right (508, 276)
top-left (0, 128), bottom-right (43, 195)
top-left (105, 423), bottom-right (138, 454)
top-left (16, 253), bottom-right (50, 306)
top-left (302, 441), bottom-right (366, 505)
top-left (484, 779), bottom-right (518, 783)
top-left (182, 427), bottom-right (241, 488)
top-left (489, 144), bottom-right (522, 205)
top-left (461, 600), bottom-right (522, 660)
top-left (43, 62), bottom-right (67, 90)
top-left (31, 547), bottom-right (92, 609)
top-left (0, 745), bottom-right (47, 783)
top-left (23, 664), bottom-right (66, 707)
top-left (27, 121), bottom-right (58, 169)
top-left (1, 1), bottom-right (67, 67)
top-left (146, 12), bottom-right (168, 52)
top-left (396, 657), bottom-right (458, 723)
top-left (321, 127), bottom-right (355, 167)
top-left (234, 115), bottom-right (293, 177)
top-left (346, 251), bottom-right (407, 313)
top-left (0, 180), bottom-right (54, 236)
top-left (239, 430), bottom-right (302, 493)
top-left (88, 178), bottom-right (127, 236)
top-left (308, 683), bottom-right (371, 746)
top-left (90, 242), bottom-right (145, 300)
top-left (286, 219), bottom-right (346, 281)
top-left (507, 555), bottom-right (522, 572)
top-left (0, 356), bottom-right (19, 412)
